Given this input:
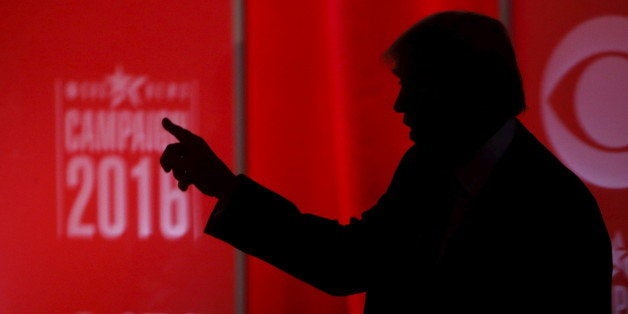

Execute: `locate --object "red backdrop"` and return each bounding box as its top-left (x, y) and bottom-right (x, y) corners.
top-left (0, 1), bottom-right (626, 313)
top-left (0, 2), bottom-right (236, 313)
top-left (245, 1), bottom-right (498, 314)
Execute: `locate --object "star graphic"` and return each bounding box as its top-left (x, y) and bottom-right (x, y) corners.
top-left (106, 66), bottom-right (147, 107)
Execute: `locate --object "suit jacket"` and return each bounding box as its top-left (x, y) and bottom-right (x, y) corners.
top-left (205, 120), bottom-right (612, 314)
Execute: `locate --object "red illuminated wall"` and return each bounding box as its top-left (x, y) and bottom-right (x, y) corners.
top-left (245, 2), bottom-right (498, 314)
top-left (0, 1), bottom-right (626, 314)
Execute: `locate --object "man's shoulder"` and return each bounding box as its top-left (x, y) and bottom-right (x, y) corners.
top-left (499, 120), bottom-right (595, 197)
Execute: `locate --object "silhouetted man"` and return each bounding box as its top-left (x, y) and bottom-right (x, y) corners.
top-left (160, 10), bottom-right (612, 314)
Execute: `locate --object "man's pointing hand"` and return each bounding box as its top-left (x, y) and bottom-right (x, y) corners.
top-left (160, 117), bottom-right (236, 198)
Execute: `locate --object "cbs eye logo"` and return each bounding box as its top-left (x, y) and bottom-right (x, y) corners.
top-left (541, 15), bottom-right (628, 189)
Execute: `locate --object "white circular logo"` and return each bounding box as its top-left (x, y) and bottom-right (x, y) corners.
top-left (541, 15), bottom-right (628, 189)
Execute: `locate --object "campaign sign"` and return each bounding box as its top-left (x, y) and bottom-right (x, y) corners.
top-left (55, 67), bottom-right (200, 241)
top-left (0, 2), bottom-right (235, 313)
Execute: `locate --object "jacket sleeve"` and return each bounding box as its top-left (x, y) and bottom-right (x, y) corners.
top-left (204, 174), bottom-right (378, 296)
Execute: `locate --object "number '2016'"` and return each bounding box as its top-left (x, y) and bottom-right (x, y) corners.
top-left (65, 156), bottom-right (190, 239)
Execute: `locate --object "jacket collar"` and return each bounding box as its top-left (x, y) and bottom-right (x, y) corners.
top-left (454, 118), bottom-right (516, 196)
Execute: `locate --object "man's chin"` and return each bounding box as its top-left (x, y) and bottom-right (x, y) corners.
top-left (410, 139), bottom-right (464, 166)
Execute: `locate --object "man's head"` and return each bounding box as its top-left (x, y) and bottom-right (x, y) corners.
top-left (385, 11), bottom-right (525, 163)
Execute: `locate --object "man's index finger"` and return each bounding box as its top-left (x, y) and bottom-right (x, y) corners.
top-left (162, 117), bottom-right (192, 142)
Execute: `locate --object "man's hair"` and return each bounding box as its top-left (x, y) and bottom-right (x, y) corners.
top-left (384, 11), bottom-right (526, 118)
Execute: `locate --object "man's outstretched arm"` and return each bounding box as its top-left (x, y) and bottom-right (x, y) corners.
top-left (159, 117), bottom-right (371, 296)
